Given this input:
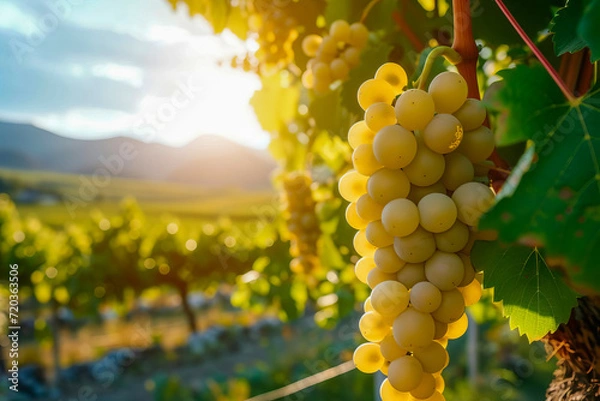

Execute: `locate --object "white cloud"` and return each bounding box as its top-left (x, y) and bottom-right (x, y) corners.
top-left (0, 2), bottom-right (38, 36)
top-left (91, 63), bottom-right (144, 88)
top-left (32, 108), bottom-right (135, 139)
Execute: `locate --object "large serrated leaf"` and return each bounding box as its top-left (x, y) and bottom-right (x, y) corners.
top-left (550, 0), bottom-right (587, 56)
top-left (472, 241), bottom-right (578, 341)
top-left (250, 73), bottom-right (300, 133)
top-left (483, 64), bottom-right (600, 295)
top-left (578, 0), bottom-right (600, 62)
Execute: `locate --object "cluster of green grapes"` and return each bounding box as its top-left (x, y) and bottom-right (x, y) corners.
top-left (339, 62), bottom-right (497, 400)
top-left (300, 20), bottom-right (369, 93)
top-left (281, 171), bottom-right (321, 275)
top-left (248, 2), bottom-right (298, 73)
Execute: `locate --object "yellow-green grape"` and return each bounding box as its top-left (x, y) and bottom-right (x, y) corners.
top-left (460, 279), bottom-right (483, 306)
top-left (388, 355), bottom-right (424, 392)
top-left (403, 138), bottom-right (445, 186)
top-left (330, 58), bottom-right (350, 81)
top-left (360, 311), bottom-right (392, 342)
top-left (453, 98), bottom-right (486, 131)
top-left (352, 143), bottom-right (381, 176)
top-left (393, 307), bottom-right (435, 349)
top-left (373, 125), bottom-right (418, 169)
top-left (358, 79), bottom-right (397, 111)
top-left (365, 102), bottom-right (398, 132)
top-left (364, 296), bottom-right (374, 312)
top-left (375, 62), bottom-right (408, 93)
top-left (371, 280), bottom-right (410, 317)
top-left (417, 193), bottom-right (457, 233)
top-left (451, 182), bottom-right (495, 227)
top-left (302, 34), bottom-right (322, 58)
top-left (368, 168), bottom-right (411, 205)
top-left (353, 342), bottom-right (385, 373)
top-left (441, 152), bottom-right (475, 191)
top-left (407, 181), bottom-right (446, 204)
top-left (366, 220), bottom-right (395, 247)
top-left (301, 69), bottom-right (314, 89)
top-left (424, 251), bottom-right (465, 291)
top-left (410, 281), bottom-right (442, 313)
top-left (381, 198), bottom-right (420, 237)
top-left (380, 334), bottom-right (408, 360)
top-left (380, 360), bottom-right (390, 376)
top-left (380, 378), bottom-right (412, 401)
top-left (313, 78), bottom-right (330, 94)
top-left (346, 202), bottom-right (368, 230)
top-left (349, 22), bottom-right (369, 49)
top-left (395, 89), bottom-right (435, 131)
top-left (329, 19), bottom-right (351, 42)
top-left (355, 256), bottom-right (376, 284)
top-left (434, 221), bottom-right (470, 253)
top-left (434, 320), bottom-right (448, 339)
top-left (374, 245), bottom-right (406, 273)
top-left (422, 114), bottom-right (464, 154)
top-left (428, 71), bottom-right (468, 114)
top-left (456, 125), bottom-right (495, 163)
top-left (413, 341), bottom-right (449, 374)
top-left (354, 229), bottom-right (377, 257)
top-left (435, 375), bottom-right (445, 393)
top-left (458, 253), bottom-right (476, 287)
top-left (367, 267), bottom-right (397, 289)
top-left (338, 170), bottom-right (368, 202)
top-left (431, 289), bottom-right (465, 323)
top-left (348, 120), bottom-right (375, 149)
top-left (427, 391), bottom-right (446, 401)
top-left (393, 226), bottom-right (436, 263)
top-left (446, 312), bottom-right (468, 339)
top-left (343, 46), bottom-right (361, 67)
top-left (312, 61), bottom-right (331, 82)
top-left (396, 263), bottom-right (426, 289)
top-left (356, 194), bottom-right (384, 222)
top-left (410, 372), bottom-right (437, 400)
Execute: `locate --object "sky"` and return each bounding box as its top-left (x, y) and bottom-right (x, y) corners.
top-left (0, 0), bottom-right (269, 148)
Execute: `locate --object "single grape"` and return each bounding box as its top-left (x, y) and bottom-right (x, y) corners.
top-left (460, 279), bottom-right (483, 306)
top-left (407, 181), bottom-right (446, 204)
top-left (343, 46), bottom-right (361, 67)
top-left (393, 226), bottom-right (436, 263)
top-left (367, 267), bottom-right (397, 289)
top-left (434, 220), bottom-right (470, 253)
top-left (412, 341), bottom-right (449, 374)
top-left (360, 311), bottom-right (392, 342)
top-left (393, 307), bottom-right (435, 350)
top-left (330, 58), bottom-right (350, 81)
top-left (365, 102), bottom-right (398, 132)
top-left (330, 20), bottom-right (351, 42)
top-left (403, 137), bottom-right (445, 186)
top-left (375, 62), bottom-right (408, 93)
top-left (424, 251), bottom-right (465, 291)
top-left (453, 98), bottom-right (486, 131)
top-left (349, 22), bottom-right (369, 48)
top-left (428, 71), bottom-right (468, 114)
top-left (348, 120), bottom-right (375, 149)
top-left (441, 152), bottom-right (475, 191)
top-left (301, 69), bottom-right (314, 89)
top-left (380, 378), bottom-right (412, 401)
top-left (364, 296), bottom-right (374, 312)
top-left (381, 198), bottom-right (420, 237)
top-left (418, 193), bottom-right (458, 233)
top-left (355, 257), bottom-right (376, 284)
top-left (371, 280), bottom-right (410, 317)
top-left (346, 202), bottom-right (368, 230)
top-left (353, 342), bottom-right (385, 373)
top-left (434, 320), bottom-right (448, 339)
top-left (410, 373), bottom-right (436, 400)
top-left (458, 253), bottom-right (476, 287)
top-left (354, 229), bottom-right (377, 257)
top-left (338, 170), bottom-right (368, 202)
top-left (395, 89), bottom-right (435, 131)
top-left (319, 35), bottom-right (338, 55)
top-left (358, 79), bottom-right (396, 111)
top-left (373, 125), bottom-right (418, 169)
top-left (396, 263), bottom-right (426, 289)
top-left (302, 34), bottom-right (322, 57)
top-left (388, 355), bottom-right (424, 392)
top-left (422, 113), bottom-right (464, 154)
top-left (446, 312), bottom-right (468, 339)
top-left (456, 125), bottom-right (495, 163)
top-left (356, 193), bottom-right (384, 222)
top-left (366, 220), bottom-right (395, 247)
top-left (352, 143), bottom-right (382, 176)
top-left (431, 289), bottom-right (465, 323)
top-left (410, 281), bottom-right (442, 313)
top-left (368, 168), bottom-right (411, 205)
top-left (451, 182), bottom-right (495, 227)
top-left (379, 334), bottom-right (408, 360)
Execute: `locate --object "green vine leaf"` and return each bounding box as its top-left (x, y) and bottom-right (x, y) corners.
top-left (579, 0), bottom-right (600, 62)
top-left (472, 241), bottom-right (578, 342)
top-left (550, 0), bottom-right (587, 56)
top-left (483, 64), bottom-right (600, 295)
top-left (251, 73), bottom-right (300, 133)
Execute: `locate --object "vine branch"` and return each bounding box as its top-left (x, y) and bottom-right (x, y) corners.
top-left (360, 0), bottom-right (382, 23)
top-left (494, 0), bottom-right (577, 103)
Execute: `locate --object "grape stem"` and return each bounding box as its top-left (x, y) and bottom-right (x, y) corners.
top-left (494, 0), bottom-right (577, 103)
top-left (414, 46), bottom-right (462, 90)
top-left (360, 0), bottom-right (382, 23)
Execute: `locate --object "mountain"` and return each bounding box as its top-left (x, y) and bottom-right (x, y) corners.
top-left (0, 122), bottom-right (276, 189)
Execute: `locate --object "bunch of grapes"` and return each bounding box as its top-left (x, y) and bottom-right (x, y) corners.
top-left (301, 20), bottom-right (369, 93)
top-left (248, 1), bottom-right (298, 73)
top-left (281, 171), bottom-right (321, 275)
top-left (340, 62), bottom-right (497, 400)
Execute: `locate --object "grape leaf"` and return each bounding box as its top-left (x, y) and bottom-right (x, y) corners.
top-left (482, 64), bottom-right (600, 295)
top-left (250, 73), bottom-right (300, 132)
top-left (578, 0), bottom-right (600, 62)
top-left (550, 0), bottom-right (587, 56)
top-left (471, 241), bottom-right (578, 341)
top-left (340, 41), bottom-right (393, 116)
